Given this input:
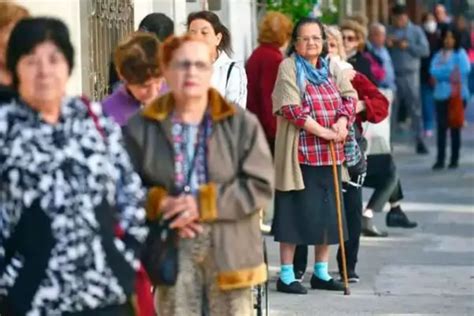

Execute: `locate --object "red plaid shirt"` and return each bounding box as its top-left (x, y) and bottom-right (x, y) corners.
top-left (280, 79), bottom-right (356, 166)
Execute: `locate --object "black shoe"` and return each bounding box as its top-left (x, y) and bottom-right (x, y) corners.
top-left (362, 217), bottom-right (388, 237)
top-left (276, 279), bottom-right (308, 294)
top-left (339, 271), bottom-right (360, 283)
top-left (432, 161), bottom-right (444, 170)
top-left (386, 207), bottom-right (418, 228)
top-left (310, 275), bottom-right (345, 291)
top-left (294, 270), bottom-right (305, 282)
top-left (448, 161), bottom-right (459, 169)
top-left (416, 141), bottom-right (429, 155)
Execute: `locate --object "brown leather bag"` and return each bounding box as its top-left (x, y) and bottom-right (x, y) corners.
top-left (447, 74), bottom-right (464, 129)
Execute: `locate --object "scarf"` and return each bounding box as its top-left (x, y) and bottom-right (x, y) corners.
top-left (295, 54), bottom-right (330, 95)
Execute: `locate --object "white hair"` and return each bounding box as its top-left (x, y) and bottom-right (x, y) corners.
top-left (369, 22), bottom-right (386, 35)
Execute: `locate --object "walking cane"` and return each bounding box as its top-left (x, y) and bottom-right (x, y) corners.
top-left (329, 141), bottom-right (351, 295)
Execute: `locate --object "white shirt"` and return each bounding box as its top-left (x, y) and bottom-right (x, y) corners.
top-left (211, 51), bottom-right (247, 108)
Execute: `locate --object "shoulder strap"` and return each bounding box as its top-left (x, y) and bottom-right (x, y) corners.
top-left (80, 96), bottom-right (106, 139)
top-left (226, 62), bottom-right (236, 88)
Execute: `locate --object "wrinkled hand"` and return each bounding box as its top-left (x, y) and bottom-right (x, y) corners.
top-left (178, 222), bottom-right (204, 239)
top-left (160, 195), bottom-right (199, 229)
top-left (332, 118), bottom-right (348, 142)
top-left (344, 68), bottom-right (357, 81)
top-left (318, 126), bottom-right (339, 140)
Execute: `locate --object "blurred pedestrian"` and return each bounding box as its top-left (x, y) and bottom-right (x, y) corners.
top-left (271, 17), bottom-right (356, 294)
top-left (326, 25), bottom-right (389, 282)
top-left (434, 3), bottom-right (452, 33)
top-left (246, 11), bottom-right (292, 153)
top-left (0, 0), bottom-right (28, 101)
top-left (187, 11), bottom-right (247, 108)
top-left (0, 17), bottom-right (147, 315)
top-left (420, 12), bottom-right (440, 137)
top-left (103, 32), bottom-right (165, 126)
top-left (102, 31), bottom-right (164, 316)
top-left (430, 27), bottom-right (471, 170)
top-left (123, 34), bottom-right (273, 316)
top-left (387, 4), bottom-right (430, 154)
top-left (453, 15), bottom-right (471, 51)
top-left (340, 19), bottom-right (378, 84)
top-left (109, 13), bottom-right (174, 92)
top-left (367, 23), bottom-right (397, 91)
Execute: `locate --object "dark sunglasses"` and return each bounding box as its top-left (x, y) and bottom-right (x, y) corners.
top-left (343, 35), bottom-right (357, 42)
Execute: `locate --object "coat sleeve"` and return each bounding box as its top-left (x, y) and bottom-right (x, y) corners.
top-left (199, 112), bottom-right (274, 222)
top-left (258, 54), bottom-right (282, 140)
top-left (457, 49), bottom-right (472, 76)
top-left (430, 52), bottom-right (453, 81)
top-left (100, 112), bottom-right (148, 267)
top-left (407, 26), bottom-right (430, 58)
top-left (0, 114), bottom-right (23, 296)
top-left (353, 73), bottom-right (389, 123)
top-left (226, 61), bottom-right (248, 108)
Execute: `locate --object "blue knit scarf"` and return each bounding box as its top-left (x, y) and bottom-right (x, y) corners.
top-left (295, 54), bottom-right (330, 95)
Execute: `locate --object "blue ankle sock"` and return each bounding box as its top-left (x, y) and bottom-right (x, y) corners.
top-left (313, 262), bottom-right (331, 281)
top-left (280, 264), bottom-right (296, 285)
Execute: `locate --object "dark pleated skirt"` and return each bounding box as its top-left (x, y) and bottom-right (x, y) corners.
top-left (272, 164), bottom-right (347, 245)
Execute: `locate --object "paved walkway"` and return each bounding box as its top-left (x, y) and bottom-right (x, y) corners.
top-left (265, 124), bottom-right (474, 315)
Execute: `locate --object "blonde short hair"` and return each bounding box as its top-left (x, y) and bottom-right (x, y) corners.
top-left (325, 25), bottom-right (346, 60)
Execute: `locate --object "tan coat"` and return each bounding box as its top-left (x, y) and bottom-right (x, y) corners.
top-left (124, 89), bottom-right (274, 290)
top-left (271, 56), bottom-right (358, 191)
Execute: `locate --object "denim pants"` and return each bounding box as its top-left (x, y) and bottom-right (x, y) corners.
top-left (420, 83), bottom-right (435, 132)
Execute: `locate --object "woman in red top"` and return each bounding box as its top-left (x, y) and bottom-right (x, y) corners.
top-left (246, 11), bottom-right (293, 153)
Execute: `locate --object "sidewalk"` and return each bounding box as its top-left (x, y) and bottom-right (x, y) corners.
top-left (265, 124), bottom-right (474, 315)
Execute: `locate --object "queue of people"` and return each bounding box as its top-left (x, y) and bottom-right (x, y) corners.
top-left (0, 0), bottom-right (471, 315)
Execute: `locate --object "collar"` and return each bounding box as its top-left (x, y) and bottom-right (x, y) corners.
top-left (213, 51), bottom-right (233, 68)
top-left (142, 88), bottom-right (236, 122)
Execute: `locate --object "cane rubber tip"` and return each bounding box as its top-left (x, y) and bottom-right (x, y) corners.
top-left (344, 288), bottom-right (351, 295)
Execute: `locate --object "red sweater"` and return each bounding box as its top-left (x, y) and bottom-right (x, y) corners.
top-left (351, 72), bottom-right (389, 130)
top-left (246, 43), bottom-right (283, 142)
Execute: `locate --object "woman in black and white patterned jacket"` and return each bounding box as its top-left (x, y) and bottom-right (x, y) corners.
top-left (0, 18), bottom-right (147, 315)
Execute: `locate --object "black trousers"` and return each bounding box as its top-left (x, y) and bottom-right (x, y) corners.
top-left (435, 100), bottom-right (461, 164)
top-left (293, 183), bottom-right (363, 274)
top-left (363, 154), bottom-right (404, 213)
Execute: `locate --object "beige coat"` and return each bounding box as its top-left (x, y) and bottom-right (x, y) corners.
top-left (271, 56), bottom-right (358, 191)
top-left (124, 89), bottom-right (274, 290)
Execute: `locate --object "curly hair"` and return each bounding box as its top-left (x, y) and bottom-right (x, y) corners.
top-left (258, 11), bottom-right (293, 47)
top-left (114, 32), bottom-right (161, 84)
top-left (340, 19), bottom-right (367, 51)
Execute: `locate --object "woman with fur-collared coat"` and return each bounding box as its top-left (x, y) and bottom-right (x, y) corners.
top-left (123, 35), bottom-right (273, 316)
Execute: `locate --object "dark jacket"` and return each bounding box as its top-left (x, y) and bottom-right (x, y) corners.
top-left (123, 88), bottom-right (274, 290)
top-left (347, 51), bottom-right (377, 84)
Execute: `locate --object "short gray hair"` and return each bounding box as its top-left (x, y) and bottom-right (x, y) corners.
top-left (369, 22), bottom-right (386, 35)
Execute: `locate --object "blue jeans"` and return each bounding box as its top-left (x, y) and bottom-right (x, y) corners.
top-left (420, 83), bottom-right (435, 132)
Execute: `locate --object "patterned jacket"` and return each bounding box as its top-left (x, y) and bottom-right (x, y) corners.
top-left (0, 97), bottom-right (147, 314)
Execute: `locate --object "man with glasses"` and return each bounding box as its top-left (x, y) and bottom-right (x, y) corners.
top-left (387, 4), bottom-right (430, 154)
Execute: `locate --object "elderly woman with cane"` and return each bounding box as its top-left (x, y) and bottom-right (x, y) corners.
top-left (124, 34), bottom-right (274, 315)
top-left (271, 17), bottom-right (356, 294)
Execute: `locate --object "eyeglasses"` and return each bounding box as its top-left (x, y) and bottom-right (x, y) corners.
top-left (297, 35), bottom-right (323, 44)
top-left (171, 60), bottom-right (212, 72)
top-left (342, 35), bottom-right (357, 42)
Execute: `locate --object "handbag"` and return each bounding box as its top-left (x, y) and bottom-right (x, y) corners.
top-left (448, 79), bottom-right (464, 129)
